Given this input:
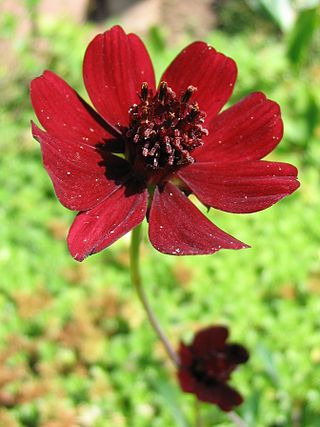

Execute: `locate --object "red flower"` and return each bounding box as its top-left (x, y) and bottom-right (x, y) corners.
top-left (177, 326), bottom-right (249, 412)
top-left (30, 26), bottom-right (299, 261)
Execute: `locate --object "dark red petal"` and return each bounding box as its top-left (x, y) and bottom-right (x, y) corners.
top-left (215, 383), bottom-right (243, 412)
top-left (83, 25), bottom-right (156, 127)
top-left (195, 383), bottom-right (243, 412)
top-left (160, 42), bottom-right (237, 122)
top-left (32, 123), bottom-right (128, 211)
top-left (194, 383), bottom-right (220, 405)
top-left (177, 369), bottom-right (197, 393)
top-left (192, 326), bottom-right (229, 355)
top-left (67, 185), bottom-right (147, 261)
top-left (148, 182), bottom-right (248, 255)
top-left (195, 92), bottom-right (283, 163)
top-left (178, 343), bottom-right (193, 367)
top-left (178, 161), bottom-right (299, 214)
top-left (226, 344), bottom-right (250, 365)
top-left (30, 70), bottom-right (119, 147)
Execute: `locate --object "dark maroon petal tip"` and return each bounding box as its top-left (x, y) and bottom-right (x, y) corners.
top-left (178, 343), bottom-right (193, 367)
top-left (83, 25), bottom-right (156, 128)
top-left (30, 69), bottom-right (119, 146)
top-left (194, 382), bottom-right (243, 411)
top-left (193, 383), bottom-right (221, 405)
top-left (226, 344), bottom-right (250, 365)
top-left (160, 41), bottom-right (237, 122)
top-left (195, 92), bottom-right (284, 163)
top-left (67, 185), bottom-right (148, 261)
top-left (177, 370), bottom-right (197, 394)
top-left (148, 182), bottom-right (248, 256)
top-left (192, 326), bottom-right (229, 353)
top-left (214, 383), bottom-right (243, 412)
top-left (31, 122), bottom-right (125, 211)
top-left (178, 160), bottom-right (299, 214)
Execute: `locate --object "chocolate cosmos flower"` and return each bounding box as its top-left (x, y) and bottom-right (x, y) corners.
top-left (177, 326), bottom-right (249, 412)
top-left (30, 26), bottom-right (299, 261)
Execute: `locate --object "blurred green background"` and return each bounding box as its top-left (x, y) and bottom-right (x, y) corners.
top-left (0, 0), bottom-right (320, 426)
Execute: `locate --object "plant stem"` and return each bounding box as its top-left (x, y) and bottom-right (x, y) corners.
top-left (130, 225), bottom-right (248, 427)
top-left (195, 398), bottom-right (203, 427)
top-left (130, 224), bottom-right (180, 367)
top-left (227, 411), bottom-right (249, 427)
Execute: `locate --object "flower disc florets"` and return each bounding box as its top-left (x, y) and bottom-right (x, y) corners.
top-left (126, 82), bottom-right (208, 169)
top-left (190, 344), bottom-right (245, 386)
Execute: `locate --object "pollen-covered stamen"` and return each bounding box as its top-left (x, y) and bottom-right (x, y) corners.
top-left (126, 81), bottom-right (208, 169)
top-left (140, 82), bottom-right (149, 102)
top-left (158, 81), bottom-right (168, 103)
top-left (181, 85), bottom-right (197, 104)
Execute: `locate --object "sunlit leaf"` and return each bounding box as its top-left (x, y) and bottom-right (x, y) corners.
top-left (287, 7), bottom-right (319, 66)
top-left (154, 379), bottom-right (191, 427)
top-left (247, 0), bottom-right (295, 31)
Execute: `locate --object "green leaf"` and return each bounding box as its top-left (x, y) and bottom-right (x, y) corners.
top-left (287, 7), bottom-right (319, 66)
top-left (148, 25), bottom-right (166, 52)
top-left (247, 0), bottom-right (295, 31)
top-left (24, 0), bottom-right (41, 12)
top-left (154, 379), bottom-right (191, 427)
top-left (242, 390), bottom-right (261, 425)
top-left (305, 90), bottom-right (319, 139)
top-left (256, 344), bottom-right (280, 387)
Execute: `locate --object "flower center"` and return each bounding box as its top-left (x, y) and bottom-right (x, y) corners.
top-left (191, 353), bottom-right (231, 386)
top-left (126, 82), bottom-right (208, 169)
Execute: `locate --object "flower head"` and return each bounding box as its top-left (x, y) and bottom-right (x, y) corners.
top-left (30, 25), bottom-right (299, 261)
top-left (177, 326), bottom-right (249, 412)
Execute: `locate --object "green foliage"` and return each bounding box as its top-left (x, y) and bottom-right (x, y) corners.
top-left (247, 0), bottom-right (295, 32)
top-left (287, 6), bottom-right (319, 67)
top-left (1, 8), bottom-right (320, 427)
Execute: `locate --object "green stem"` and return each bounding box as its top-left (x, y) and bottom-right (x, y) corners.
top-left (130, 225), bottom-right (248, 427)
top-left (130, 224), bottom-right (180, 367)
top-left (195, 398), bottom-right (203, 427)
top-left (227, 411), bottom-right (249, 427)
